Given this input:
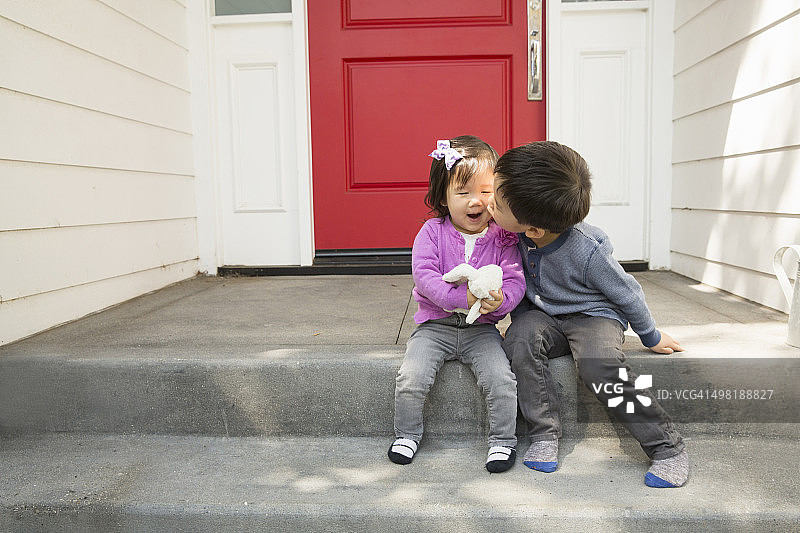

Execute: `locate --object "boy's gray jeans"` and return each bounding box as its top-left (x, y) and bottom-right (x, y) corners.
top-left (394, 316), bottom-right (518, 448)
top-left (503, 309), bottom-right (684, 460)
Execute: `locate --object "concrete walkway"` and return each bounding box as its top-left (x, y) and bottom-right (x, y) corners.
top-left (1, 271), bottom-right (798, 531)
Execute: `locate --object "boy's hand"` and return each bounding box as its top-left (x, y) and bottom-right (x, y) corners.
top-left (479, 289), bottom-right (504, 314)
top-left (649, 331), bottom-right (684, 354)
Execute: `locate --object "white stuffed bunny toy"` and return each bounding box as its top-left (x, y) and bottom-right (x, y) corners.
top-left (441, 263), bottom-right (503, 324)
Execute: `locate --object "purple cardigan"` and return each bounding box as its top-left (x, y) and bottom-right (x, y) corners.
top-left (412, 217), bottom-right (526, 325)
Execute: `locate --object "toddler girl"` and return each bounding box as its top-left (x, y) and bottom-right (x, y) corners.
top-left (389, 135), bottom-right (525, 472)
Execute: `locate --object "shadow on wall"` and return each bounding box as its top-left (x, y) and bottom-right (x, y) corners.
top-left (671, 4), bottom-right (800, 312)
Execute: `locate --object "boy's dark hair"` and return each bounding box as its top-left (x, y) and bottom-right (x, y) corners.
top-left (425, 135), bottom-right (498, 218)
top-left (494, 141), bottom-right (592, 233)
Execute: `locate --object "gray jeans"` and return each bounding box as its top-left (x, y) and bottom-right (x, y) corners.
top-left (503, 309), bottom-right (684, 460)
top-left (394, 316), bottom-right (518, 448)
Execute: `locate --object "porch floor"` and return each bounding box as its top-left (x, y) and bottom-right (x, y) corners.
top-left (1, 270), bottom-right (795, 360)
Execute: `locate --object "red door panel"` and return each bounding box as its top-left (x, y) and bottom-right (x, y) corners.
top-left (309, 0), bottom-right (545, 250)
top-left (345, 0), bottom-right (508, 25)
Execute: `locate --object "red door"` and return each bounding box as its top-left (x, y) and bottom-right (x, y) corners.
top-left (308, 0), bottom-right (545, 251)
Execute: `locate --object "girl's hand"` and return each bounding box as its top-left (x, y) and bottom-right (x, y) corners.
top-left (479, 289), bottom-right (504, 314)
top-left (467, 289), bottom-right (478, 309)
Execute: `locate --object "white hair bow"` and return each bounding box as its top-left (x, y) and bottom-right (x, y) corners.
top-left (429, 140), bottom-right (463, 170)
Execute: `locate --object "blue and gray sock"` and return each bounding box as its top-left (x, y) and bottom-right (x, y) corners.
top-left (645, 449), bottom-right (689, 488)
top-left (523, 439), bottom-right (558, 473)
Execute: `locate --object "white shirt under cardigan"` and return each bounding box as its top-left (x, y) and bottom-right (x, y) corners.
top-left (513, 221), bottom-right (662, 348)
top-left (448, 226), bottom-right (489, 315)
top-left (461, 226), bottom-right (488, 262)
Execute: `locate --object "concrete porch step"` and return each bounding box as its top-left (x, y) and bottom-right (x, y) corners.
top-left (2, 273), bottom-right (798, 439)
top-left (0, 345), bottom-right (601, 438)
top-left (3, 347), bottom-right (797, 438)
top-left (2, 433), bottom-right (797, 532)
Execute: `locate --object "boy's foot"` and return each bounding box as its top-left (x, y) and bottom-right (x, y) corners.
top-left (486, 446), bottom-right (516, 473)
top-left (388, 438), bottom-right (418, 465)
top-left (523, 439), bottom-right (558, 472)
top-left (645, 450), bottom-right (689, 488)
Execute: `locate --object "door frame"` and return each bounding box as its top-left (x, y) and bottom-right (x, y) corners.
top-left (190, 0), bottom-right (674, 271)
top-left (188, 0), bottom-right (314, 274)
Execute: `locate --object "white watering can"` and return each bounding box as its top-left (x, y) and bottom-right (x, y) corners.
top-left (773, 245), bottom-right (800, 348)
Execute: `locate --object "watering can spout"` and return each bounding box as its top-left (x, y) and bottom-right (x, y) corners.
top-left (773, 245), bottom-right (800, 348)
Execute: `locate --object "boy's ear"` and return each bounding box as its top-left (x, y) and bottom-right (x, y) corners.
top-left (525, 227), bottom-right (546, 239)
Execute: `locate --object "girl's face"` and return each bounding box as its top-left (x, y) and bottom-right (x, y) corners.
top-left (487, 177), bottom-right (529, 233)
top-left (444, 168), bottom-right (494, 234)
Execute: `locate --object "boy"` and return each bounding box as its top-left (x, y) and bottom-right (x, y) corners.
top-left (487, 141), bottom-right (688, 488)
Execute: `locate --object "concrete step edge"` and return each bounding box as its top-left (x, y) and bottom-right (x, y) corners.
top-left (1, 434), bottom-right (798, 532)
top-left (1, 352), bottom-right (798, 437)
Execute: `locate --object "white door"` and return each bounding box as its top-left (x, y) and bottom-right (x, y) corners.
top-left (210, 5), bottom-right (306, 266)
top-left (549, 1), bottom-right (650, 261)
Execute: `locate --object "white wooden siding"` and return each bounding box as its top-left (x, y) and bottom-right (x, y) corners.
top-left (671, 0), bottom-right (800, 312)
top-left (0, 0), bottom-right (198, 345)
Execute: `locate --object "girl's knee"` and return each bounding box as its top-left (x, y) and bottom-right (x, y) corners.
top-left (396, 361), bottom-right (437, 393)
top-left (476, 366), bottom-right (517, 398)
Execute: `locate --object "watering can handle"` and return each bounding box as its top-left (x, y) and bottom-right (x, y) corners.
top-left (773, 245), bottom-right (800, 304)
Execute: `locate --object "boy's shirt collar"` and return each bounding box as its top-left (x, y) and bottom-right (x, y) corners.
top-left (519, 226), bottom-right (573, 254)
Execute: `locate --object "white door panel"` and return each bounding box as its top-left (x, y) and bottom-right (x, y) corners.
top-left (212, 20), bottom-right (300, 265)
top-left (554, 4), bottom-right (649, 261)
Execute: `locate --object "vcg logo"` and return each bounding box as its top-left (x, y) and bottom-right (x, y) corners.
top-left (592, 368), bottom-right (653, 414)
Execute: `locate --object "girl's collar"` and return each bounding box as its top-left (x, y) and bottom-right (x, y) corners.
top-left (444, 216), bottom-right (495, 239)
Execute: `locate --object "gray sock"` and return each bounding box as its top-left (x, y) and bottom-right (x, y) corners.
top-left (523, 439), bottom-right (558, 472)
top-left (646, 450), bottom-right (689, 488)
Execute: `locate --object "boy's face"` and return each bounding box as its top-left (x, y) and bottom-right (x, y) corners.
top-left (444, 168), bottom-right (494, 234)
top-left (488, 177), bottom-right (529, 233)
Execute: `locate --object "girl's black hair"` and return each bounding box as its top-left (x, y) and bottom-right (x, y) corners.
top-left (424, 135), bottom-right (499, 218)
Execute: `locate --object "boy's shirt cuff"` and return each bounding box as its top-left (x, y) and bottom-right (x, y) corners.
top-left (640, 329), bottom-right (662, 348)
